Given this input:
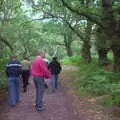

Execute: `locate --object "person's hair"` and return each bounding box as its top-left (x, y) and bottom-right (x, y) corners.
top-left (39, 49), bottom-right (45, 55)
top-left (24, 56), bottom-right (28, 60)
top-left (11, 55), bottom-right (17, 60)
top-left (52, 57), bottom-right (57, 61)
top-left (38, 49), bottom-right (46, 58)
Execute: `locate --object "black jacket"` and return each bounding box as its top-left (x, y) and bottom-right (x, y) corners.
top-left (48, 61), bottom-right (62, 75)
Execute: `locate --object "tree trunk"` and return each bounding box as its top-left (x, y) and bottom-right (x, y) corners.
top-left (111, 40), bottom-right (120, 72)
top-left (102, 0), bottom-right (116, 36)
top-left (97, 48), bottom-right (109, 65)
top-left (82, 42), bottom-right (91, 63)
top-left (101, 0), bottom-right (120, 71)
top-left (64, 34), bottom-right (73, 57)
top-left (0, 42), bottom-right (3, 57)
top-left (66, 45), bottom-right (73, 57)
top-left (81, 21), bottom-right (92, 63)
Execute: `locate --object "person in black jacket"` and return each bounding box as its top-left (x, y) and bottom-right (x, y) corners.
top-left (48, 57), bottom-right (62, 92)
top-left (6, 56), bottom-right (22, 106)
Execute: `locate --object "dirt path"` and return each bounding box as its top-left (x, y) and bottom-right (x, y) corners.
top-left (0, 65), bottom-right (119, 120)
top-left (0, 69), bottom-right (79, 120)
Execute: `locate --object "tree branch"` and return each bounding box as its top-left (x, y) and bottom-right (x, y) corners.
top-left (61, 0), bottom-right (104, 28)
top-left (45, 12), bottom-right (85, 40)
top-left (0, 35), bottom-right (13, 51)
top-left (55, 42), bottom-right (65, 46)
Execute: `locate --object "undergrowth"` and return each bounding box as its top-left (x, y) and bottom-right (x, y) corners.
top-left (0, 58), bottom-right (8, 91)
top-left (62, 55), bottom-right (120, 107)
top-left (74, 63), bottom-right (120, 107)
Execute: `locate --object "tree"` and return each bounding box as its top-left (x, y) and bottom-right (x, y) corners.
top-left (60, 0), bottom-right (120, 72)
top-left (95, 26), bottom-right (110, 65)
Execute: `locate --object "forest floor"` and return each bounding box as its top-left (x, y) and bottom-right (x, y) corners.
top-left (0, 65), bottom-right (119, 120)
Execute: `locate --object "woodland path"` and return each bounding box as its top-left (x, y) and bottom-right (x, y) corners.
top-left (0, 66), bottom-right (119, 120)
top-left (0, 66), bottom-right (79, 120)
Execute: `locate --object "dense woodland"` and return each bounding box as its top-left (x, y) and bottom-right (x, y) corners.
top-left (1, 0), bottom-right (120, 107)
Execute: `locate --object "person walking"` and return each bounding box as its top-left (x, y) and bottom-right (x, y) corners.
top-left (43, 58), bottom-right (50, 89)
top-left (6, 56), bottom-right (22, 107)
top-left (31, 50), bottom-right (51, 111)
top-left (48, 57), bottom-right (62, 92)
top-left (22, 57), bottom-right (31, 92)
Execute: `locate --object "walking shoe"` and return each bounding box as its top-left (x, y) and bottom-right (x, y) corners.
top-left (33, 103), bottom-right (46, 107)
top-left (44, 83), bottom-right (48, 89)
top-left (10, 105), bottom-right (16, 107)
top-left (37, 106), bottom-right (45, 111)
top-left (23, 89), bottom-right (27, 92)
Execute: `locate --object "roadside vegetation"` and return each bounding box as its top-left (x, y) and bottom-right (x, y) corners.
top-left (62, 53), bottom-right (120, 107)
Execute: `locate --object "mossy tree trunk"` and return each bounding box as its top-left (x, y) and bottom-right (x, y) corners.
top-left (111, 39), bottom-right (120, 72)
top-left (81, 21), bottom-right (92, 63)
top-left (102, 0), bottom-right (120, 71)
top-left (64, 35), bottom-right (73, 57)
top-left (97, 48), bottom-right (109, 65)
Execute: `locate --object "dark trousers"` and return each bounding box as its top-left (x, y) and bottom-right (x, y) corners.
top-left (51, 75), bottom-right (59, 89)
top-left (22, 70), bottom-right (30, 91)
top-left (33, 76), bottom-right (45, 108)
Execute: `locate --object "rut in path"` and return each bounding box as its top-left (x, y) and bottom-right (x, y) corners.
top-left (0, 77), bottom-right (79, 120)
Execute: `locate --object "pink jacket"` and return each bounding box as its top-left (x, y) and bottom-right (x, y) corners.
top-left (31, 56), bottom-right (51, 79)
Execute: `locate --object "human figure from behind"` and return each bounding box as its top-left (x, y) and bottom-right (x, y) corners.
top-left (6, 56), bottom-right (22, 107)
top-left (31, 50), bottom-right (51, 111)
top-left (43, 58), bottom-right (50, 89)
top-left (22, 57), bottom-right (31, 92)
top-left (48, 57), bottom-right (62, 92)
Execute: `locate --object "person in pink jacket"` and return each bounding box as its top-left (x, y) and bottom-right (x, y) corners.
top-left (31, 50), bottom-right (51, 111)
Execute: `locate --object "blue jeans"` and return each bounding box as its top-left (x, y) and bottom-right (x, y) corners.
top-left (8, 77), bottom-right (20, 106)
top-left (33, 76), bottom-right (45, 108)
top-left (51, 75), bottom-right (59, 89)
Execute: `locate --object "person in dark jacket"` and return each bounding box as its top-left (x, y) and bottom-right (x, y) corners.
top-left (6, 56), bottom-right (22, 106)
top-left (48, 57), bottom-right (62, 92)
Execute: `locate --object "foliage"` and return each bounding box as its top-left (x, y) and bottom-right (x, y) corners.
top-left (61, 55), bottom-right (81, 65)
top-left (107, 51), bottom-right (114, 61)
top-left (0, 57), bottom-right (8, 89)
top-left (73, 62), bottom-right (120, 106)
